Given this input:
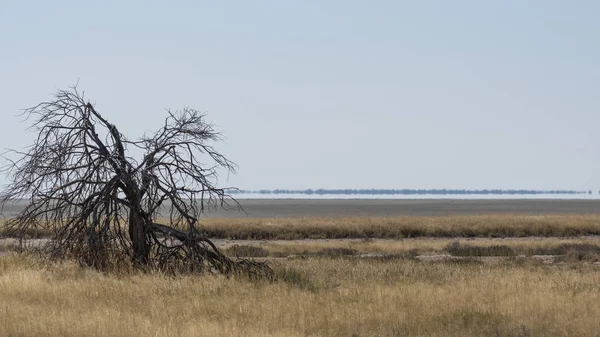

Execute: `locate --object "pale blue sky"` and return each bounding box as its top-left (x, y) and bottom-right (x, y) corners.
top-left (1, 1), bottom-right (599, 190)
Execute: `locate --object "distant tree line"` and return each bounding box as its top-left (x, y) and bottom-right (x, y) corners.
top-left (230, 189), bottom-right (589, 195)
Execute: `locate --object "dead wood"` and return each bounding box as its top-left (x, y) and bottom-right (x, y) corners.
top-left (0, 85), bottom-right (272, 279)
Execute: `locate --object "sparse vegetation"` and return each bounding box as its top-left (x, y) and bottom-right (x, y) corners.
top-left (5, 235), bottom-right (600, 259)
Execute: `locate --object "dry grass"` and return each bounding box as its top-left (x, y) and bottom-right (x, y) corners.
top-left (3, 214), bottom-right (600, 336)
top-left (197, 214), bottom-right (600, 239)
top-left (4, 215), bottom-right (600, 240)
top-left (2, 253), bottom-right (600, 336)
top-left (219, 237), bottom-right (600, 259)
top-left (4, 236), bottom-right (600, 259)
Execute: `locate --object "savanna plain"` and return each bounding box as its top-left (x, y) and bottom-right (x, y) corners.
top-left (2, 199), bottom-right (600, 337)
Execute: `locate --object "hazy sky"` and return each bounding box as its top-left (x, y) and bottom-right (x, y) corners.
top-left (1, 1), bottom-right (599, 191)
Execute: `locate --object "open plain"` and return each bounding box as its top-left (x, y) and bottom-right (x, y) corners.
top-left (2, 198), bottom-right (600, 337)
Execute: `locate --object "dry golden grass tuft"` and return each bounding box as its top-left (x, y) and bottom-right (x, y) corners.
top-left (2, 253), bottom-right (600, 336)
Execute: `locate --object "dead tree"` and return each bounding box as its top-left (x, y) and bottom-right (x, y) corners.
top-left (0, 86), bottom-right (271, 278)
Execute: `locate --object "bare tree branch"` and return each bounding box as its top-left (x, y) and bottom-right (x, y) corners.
top-left (0, 85), bottom-right (271, 278)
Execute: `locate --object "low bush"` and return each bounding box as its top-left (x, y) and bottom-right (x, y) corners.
top-left (446, 241), bottom-right (517, 257)
top-left (224, 244), bottom-right (269, 257)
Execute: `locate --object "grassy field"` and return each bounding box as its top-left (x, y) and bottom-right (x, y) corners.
top-left (2, 214), bottom-right (600, 336)
top-left (1, 253), bottom-right (600, 337)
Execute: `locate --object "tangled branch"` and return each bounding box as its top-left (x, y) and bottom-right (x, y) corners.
top-left (0, 85), bottom-right (271, 279)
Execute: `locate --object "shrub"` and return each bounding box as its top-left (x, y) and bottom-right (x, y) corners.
top-left (446, 241), bottom-right (517, 257)
top-left (224, 245), bottom-right (269, 258)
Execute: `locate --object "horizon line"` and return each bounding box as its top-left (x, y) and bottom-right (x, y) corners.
top-left (229, 188), bottom-right (594, 195)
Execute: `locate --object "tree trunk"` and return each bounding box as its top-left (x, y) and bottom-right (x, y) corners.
top-left (129, 210), bottom-right (149, 266)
